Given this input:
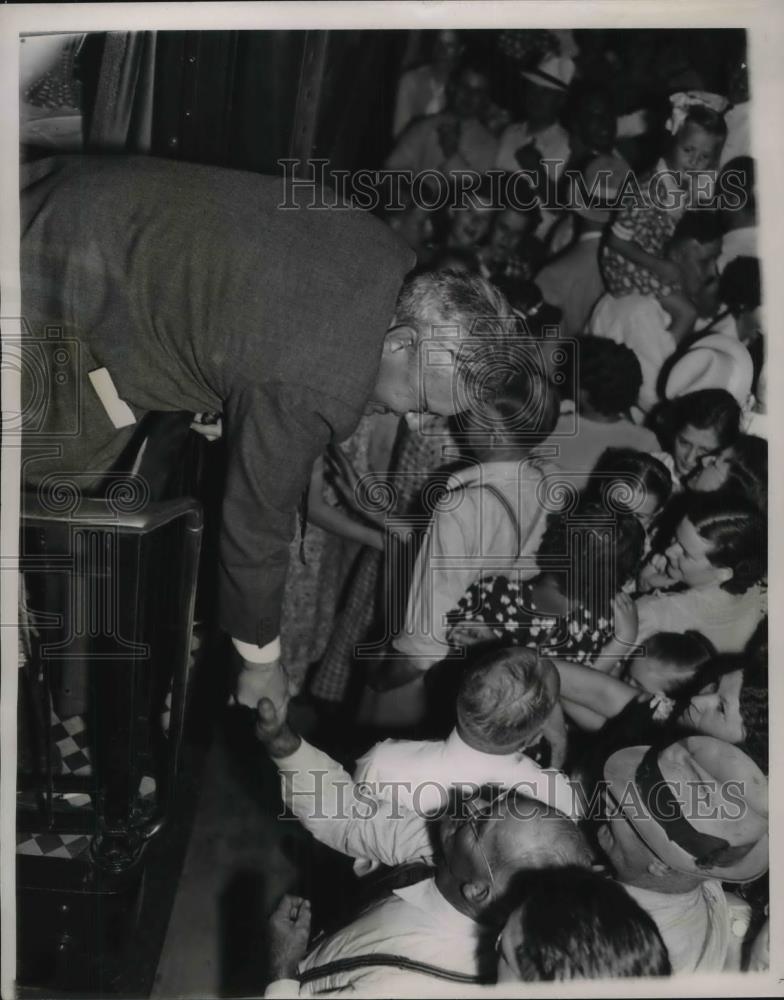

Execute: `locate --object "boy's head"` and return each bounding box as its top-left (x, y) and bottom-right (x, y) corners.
top-left (457, 647), bottom-right (559, 754)
top-left (458, 358), bottom-right (560, 460)
top-left (624, 630), bottom-right (713, 696)
top-left (572, 335), bottom-right (643, 418)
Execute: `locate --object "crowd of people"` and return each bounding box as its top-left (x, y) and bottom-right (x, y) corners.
top-left (258, 27), bottom-right (769, 994)
top-left (15, 22), bottom-right (769, 996)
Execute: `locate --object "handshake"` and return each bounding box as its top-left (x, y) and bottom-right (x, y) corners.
top-left (230, 650), bottom-right (301, 758)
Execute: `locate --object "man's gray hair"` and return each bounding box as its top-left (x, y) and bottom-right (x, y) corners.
top-left (394, 269), bottom-right (528, 403)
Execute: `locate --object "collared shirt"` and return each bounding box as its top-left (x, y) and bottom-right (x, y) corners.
top-left (535, 230), bottom-right (606, 337)
top-left (623, 880), bottom-right (729, 974)
top-left (298, 877), bottom-right (482, 994)
top-left (635, 583), bottom-right (765, 654)
top-left (589, 292), bottom-right (677, 415)
top-left (385, 113), bottom-right (498, 176)
top-left (270, 739), bottom-right (485, 995)
top-left (354, 727), bottom-right (581, 819)
top-left (391, 459), bottom-right (551, 667)
top-left (495, 121), bottom-right (571, 239)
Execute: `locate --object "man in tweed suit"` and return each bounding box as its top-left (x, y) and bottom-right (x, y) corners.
top-left (20, 154), bottom-right (510, 712)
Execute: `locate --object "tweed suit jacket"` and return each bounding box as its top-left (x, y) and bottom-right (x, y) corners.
top-left (20, 155), bottom-right (414, 646)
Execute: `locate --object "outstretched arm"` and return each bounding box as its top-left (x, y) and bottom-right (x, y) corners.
top-left (550, 658), bottom-right (638, 721)
top-left (255, 700), bottom-right (433, 868)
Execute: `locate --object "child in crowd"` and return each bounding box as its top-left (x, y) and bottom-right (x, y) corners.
top-left (636, 492), bottom-right (766, 653)
top-left (601, 93), bottom-right (728, 340)
top-left (534, 337), bottom-right (659, 491)
top-left (382, 186), bottom-right (436, 266)
top-left (442, 199), bottom-right (496, 253)
top-left (476, 185), bottom-right (544, 284)
top-left (650, 388), bottom-right (741, 489)
top-left (449, 501), bottom-right (644, 667)
top-left (353, 645), bottom-right (579, 818)
top-left (370, 362), bottom-right (561, 726)
top-left (581, 448), bottom-right (672, 542)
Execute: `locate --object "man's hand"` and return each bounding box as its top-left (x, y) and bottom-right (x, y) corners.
top-left (234, 656), bottom-right (290, 717)
top-left (190, 413), bottom-right (223, 442)
top-left (268, 894), bottom-right (312, 982)
top-left (256, 697), bottom-right (301, 758)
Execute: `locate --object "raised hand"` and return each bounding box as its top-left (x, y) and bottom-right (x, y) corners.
top-left (268, 894), bottom-right (312, 981)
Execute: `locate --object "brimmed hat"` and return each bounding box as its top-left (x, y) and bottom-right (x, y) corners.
top-left (521, 54), bottom-right (575, 92)
top-left (604, 736), bottom-right (768, 883)
top-left (665, 333), bottom-right (754, 405)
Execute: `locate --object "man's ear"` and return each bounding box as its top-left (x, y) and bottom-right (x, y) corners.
top-left (383, 325), bottom-right (417, 354)
top-left (646, 858), bottom-right (672, 879)
top-left (461, 879), bottom-right (492, 906)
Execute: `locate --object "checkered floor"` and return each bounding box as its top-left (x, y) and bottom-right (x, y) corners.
top-left (52, 711), bottom-right (93, 778)
top-left (17, 710), bottom-right (157, 859)
top-left (16, 623), bottom-right (202, 860)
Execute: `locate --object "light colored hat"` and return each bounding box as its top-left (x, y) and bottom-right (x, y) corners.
top-left (665, 332), bottom-right (753, 405)
top-left (568, 153), bottom-right (630, 223)
top-left (521, 54), bottom-right (576, 91)
top-left (604, 736), bottom-right (768, 883)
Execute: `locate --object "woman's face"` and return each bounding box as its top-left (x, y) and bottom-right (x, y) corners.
top-left (672, 423), bottom-right (721, 478)
top-left (664, 516), bottom-right (731, 589)
top-left (687, 446), bottom-right (733, 492)
top-left (679, 669), bottom-right (746, 743)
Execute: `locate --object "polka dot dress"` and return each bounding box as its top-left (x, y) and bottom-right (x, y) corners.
top-left (448, 576), bottom-right (614, 665)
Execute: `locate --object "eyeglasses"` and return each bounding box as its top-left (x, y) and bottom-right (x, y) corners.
top-left (461, 793), bottom-right (506, 887)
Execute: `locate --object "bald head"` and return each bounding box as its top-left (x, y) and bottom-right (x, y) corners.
top-left (488, 795), bottom-right (593, 881)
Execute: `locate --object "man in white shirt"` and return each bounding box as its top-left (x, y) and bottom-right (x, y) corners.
top-left (598, 736), bottom-right (767, 975)
top-left (495, 55), bottom-right (573, 183)
top-left (589, 211), bottom-right (723, 416)
top-left (355, 646), bottom-right (579, 820)
top-left (255, 699), bottom-right (593, 994)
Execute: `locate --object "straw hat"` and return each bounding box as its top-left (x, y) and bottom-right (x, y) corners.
top-left (604, 736), bottom-right (768, 883)
top-left (665, 333), bottom-right (754, 406)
